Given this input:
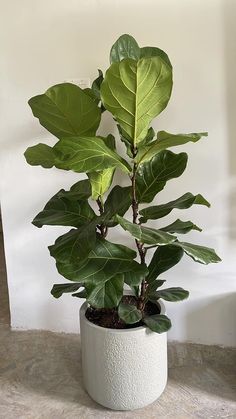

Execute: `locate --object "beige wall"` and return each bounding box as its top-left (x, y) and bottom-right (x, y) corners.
top-left (0, 0), bottom-right (235, 345)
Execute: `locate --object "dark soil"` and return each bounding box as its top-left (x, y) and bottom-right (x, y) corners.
top-left (85, 295), bottom-right (160, 329)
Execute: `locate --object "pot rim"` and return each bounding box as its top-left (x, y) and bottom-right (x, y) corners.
top-left (80, 299), bottom-right (166, 334)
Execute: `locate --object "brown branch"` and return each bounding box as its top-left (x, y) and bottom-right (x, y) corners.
top-left (131, 160), bottom-right (147, 311)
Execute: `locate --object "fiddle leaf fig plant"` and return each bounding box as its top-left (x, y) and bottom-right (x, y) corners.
top-left (24, 34), bottom-right (221, 333)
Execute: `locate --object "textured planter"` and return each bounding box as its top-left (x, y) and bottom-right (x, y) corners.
top-left (79, 300), bottom-right (167, 411)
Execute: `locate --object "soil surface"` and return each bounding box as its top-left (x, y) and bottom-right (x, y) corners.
top-left (85, 295), bottom-right (160, 329)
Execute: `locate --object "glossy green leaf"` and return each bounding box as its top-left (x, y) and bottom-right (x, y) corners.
top-left (117, 126), bottom-right (155, 163)
top-left (88, 169), bottom-right (115, 200)
top-left (72, 289), bottom-right (87, 298)
top-left (24, 143), bottom-right (58, 168)
top-left (144, 314), bottom-right (172, 333)
top-left (140, 193), bottom-right (210, 223)
top-left (101, 57), bottom-right (172, 146)
top-left (117, 124), bottom-right (133, 157)
top-left (118, 125), bottom-right (155, 159)
top-left (129, 285), bottom-right (140, 298)
top-left (49, 223), bottom-right (97, 263)
top-left (56, 236), bottom-right (148, 283)
top-left (146, 279), bottom-right (166, 294)
top-left (103, 185), bottom-right (132, 226)
top-left (85, 274), bottom-right (124, 308)
top-left (91, 69), bottom-right (103, 99)
top-left (54, 136), bottom-right (131, 173)
top-left (136, 131), bottom-right (208, 165)
top-left (32, 191), bottom-right (95, 228)
top-left (51, 283), bottom-right (82, 299)
top-left (123, 266), bottom-right (148, 287)
top-left (149, 287), bottom-right (189, 302)
top-left (140, 46), bottom-right (172, 67)
top-left (147, 245), bottom-right (184, 283)
top-left (28, 83), bottom-right (101, 138)
top-left (110, 34), bottom-right (140, 63)
top-left (63, 179), bottom-right (91, 200)
top-left (110, 34), bottom-right (172, 69)
top-left (116, 215), bottom-right (177, 245)
top-left (87, 134), bottom-right (116, 199)
top-left (174, 242), bottom-right (222, 265)
top-left (83, 87), bottom-right (100, 104)
top-left (136, 150), bottom-right (188, 203)
top-left (142, 127), bottom-right (155, 145)
top-left (118, 303), bottom-right (142, 324)
top-left (160, 219), bottom-right (202, 234)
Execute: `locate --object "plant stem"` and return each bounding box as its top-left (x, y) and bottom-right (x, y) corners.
top-left (144, 245), bottom-right (158, 251)
top-left (97, 196), bottom-right (108, 238)
top-left (131, 154), bottom-right (147, 311)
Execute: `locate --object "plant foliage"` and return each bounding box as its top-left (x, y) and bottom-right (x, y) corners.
top-left (25, 34), bottom-right (221, 333)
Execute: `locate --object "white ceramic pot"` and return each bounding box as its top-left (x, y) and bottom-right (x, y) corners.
top-left (79, 300), bottom-right (167, 411)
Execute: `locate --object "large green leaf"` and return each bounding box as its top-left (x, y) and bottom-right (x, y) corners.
top-left (101, 57), bottom-right (172, 146)
top-left (147, 245), bottom-right (184, 283)
top-left (24, 143), bottom-right (58, 168)
top-left (110, 34), bottom-right (140, 63)
top-left (160, 219), bottom-right (202, 234)
top-left (87, 134), bottom-right (116, 199)
top-left (103, 185), bottom-right (132, 226)
top-left (118, 303), bottom-right (142, 324)
top-left (140, 47), bottom-right (172, 67)
top-left (56, 236), bottom-right (148, 283)
top-left (116, 215), bottom-right (176, 245)
top-left (25, 136), bottom-right (131, 173)
top-left (136, 150), bottom-right (188, 203)
top-left (32, 191), bottom-right (95, 228)
top-left (149, 287), bottom-right (189, 302)
top-left (123, 267), bottom-right (147, 287)
top-left (51, 283), bottom-right (82, 299)
top-left (136, 131), bottom-right (207, 165)
top-left (66, 179), bottom-right (91, 200)
top-left (174, 242), bottom-right (221, 264)
top-left (144, 314), bottom-right (172, 333)
top-left (49, 223), bottom-right (97, 263)
top-left (85, 274), bottom-right (124, 308)
top-left (29, 83), bottom-right (101, 138)
top-left (54, 136), bottom-right (131, 173)
top-left (36, 179), bottom-right (91, 204)
top-left (110, 34), bottom-right (172, 68)
top-left (140, 193), bottom-right (210, 223)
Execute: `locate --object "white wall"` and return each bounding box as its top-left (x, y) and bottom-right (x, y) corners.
top-left (0, 0), bottom-right (235, 346)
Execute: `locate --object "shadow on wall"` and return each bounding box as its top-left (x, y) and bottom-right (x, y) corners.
top-left (185, 293), bottom-right (236, 347)
top-left (223, 0), bottom-right (236, 240)
top-left (0, 210), bottom-right (10, 327)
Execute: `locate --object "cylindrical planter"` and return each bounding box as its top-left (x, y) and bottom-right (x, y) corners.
top-left (79, 300), bottom-right (167, 411)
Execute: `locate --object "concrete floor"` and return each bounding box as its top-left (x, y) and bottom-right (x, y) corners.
top-left (0, 229), bottom-right (236, 418)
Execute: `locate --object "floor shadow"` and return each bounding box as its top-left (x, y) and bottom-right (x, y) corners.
top-left (169, 293), bottom-right (236, 402)
top-left (0, 329), bottom-right (107, 412)
top-left (168, 362), bottom-right (236, 403)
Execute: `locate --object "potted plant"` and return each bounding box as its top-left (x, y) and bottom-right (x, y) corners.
top-left (24, 34), bottom-right (221, 411)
